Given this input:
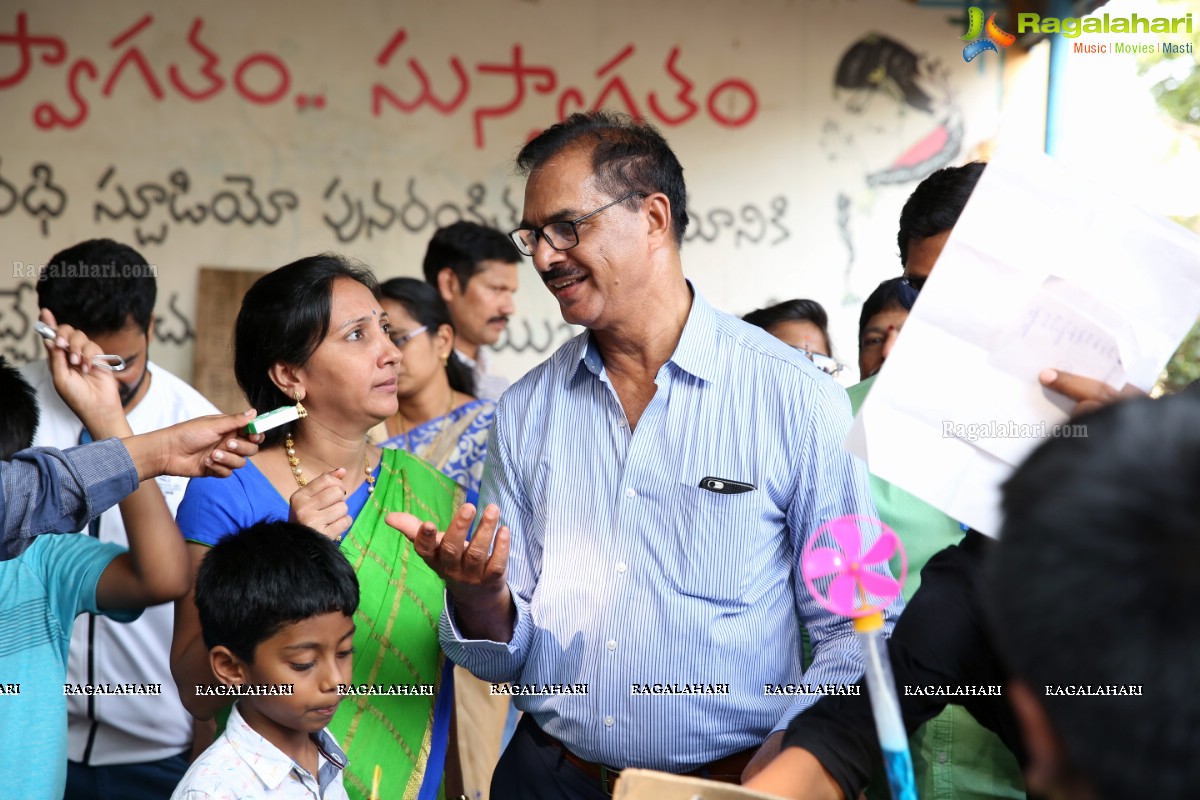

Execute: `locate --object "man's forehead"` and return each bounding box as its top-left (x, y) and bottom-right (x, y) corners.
top-left (521, 148), bottom-right (598, 219)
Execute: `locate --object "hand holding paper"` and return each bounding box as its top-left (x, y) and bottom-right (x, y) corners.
top-left (848, 148), bottom-right (1200, 536)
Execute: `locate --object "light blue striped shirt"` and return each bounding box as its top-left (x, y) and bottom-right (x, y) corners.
top-left (442, 288), bottom-right (898, 771)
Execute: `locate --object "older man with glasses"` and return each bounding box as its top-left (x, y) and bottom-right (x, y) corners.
top-left (391, 111), bottom-right (898, 800)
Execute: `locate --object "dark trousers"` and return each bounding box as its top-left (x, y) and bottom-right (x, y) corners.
top-left (65, 752), bottom-right (189, 800)
top-left (490, 716), bottom-right (609, 800)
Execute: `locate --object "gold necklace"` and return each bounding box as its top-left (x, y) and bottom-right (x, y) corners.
top-left (395, 389), bottom-right (457, 458)
top-left (285, 434), bottom-right (375, 494)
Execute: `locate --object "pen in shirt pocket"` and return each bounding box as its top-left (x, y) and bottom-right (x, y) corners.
top-left (698, 476), bottom-right (755, 494)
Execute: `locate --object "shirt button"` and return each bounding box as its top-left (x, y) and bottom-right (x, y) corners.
top-left (937, 751), bottom-right (948, 764)
top-left (615, 562), bottom-right (627, 574)
top-left (604, 715), bottom-right (614, 727)
top-left (617, 419), bottom-right (628, 428)
top-left (607, 640), bottom-right (617, 651)
top-left (625, 487), bottom-right (636, 498)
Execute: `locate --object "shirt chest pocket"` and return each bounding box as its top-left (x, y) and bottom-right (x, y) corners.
top-left (667, 482), bottom-right (764, 604)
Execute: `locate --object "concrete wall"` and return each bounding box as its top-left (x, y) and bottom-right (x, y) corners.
top-left (0, 0), bottom-right (1006, 386)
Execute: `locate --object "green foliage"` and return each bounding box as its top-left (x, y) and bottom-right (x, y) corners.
top-left (1160, 213), bottom-right (1200, 393)
top-left (1137, 0), bottom-right (1200, 126)
top-left (1150, 66), bottom-right (1200, 123)
top-left (1163, 316), bottom-right (1200, 392)
top-left (1141, 2), bottom-right (1200, 390)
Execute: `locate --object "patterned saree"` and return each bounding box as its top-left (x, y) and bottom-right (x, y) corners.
top-left (330, 447), bottom-right (465, 800)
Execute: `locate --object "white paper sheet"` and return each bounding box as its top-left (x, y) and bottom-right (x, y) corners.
top-left (847, 148), bottom-right (1200, 537)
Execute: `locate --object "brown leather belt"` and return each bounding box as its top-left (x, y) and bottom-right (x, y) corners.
top-left (528, 720), bottom-right (755, 795)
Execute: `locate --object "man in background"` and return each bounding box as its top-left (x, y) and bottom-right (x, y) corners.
top-left (23, 238), bottom-right (219, 799)
top-left (423, 221), bottom-right (522, 400)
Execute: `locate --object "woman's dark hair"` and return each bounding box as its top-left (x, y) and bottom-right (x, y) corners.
top-left (234, 254), bottom-right (380, 446)
top-left (379, 277), bottom-right (476, 397)
top-left (858, 277), bottom-right (914, 344)
top-left (743, 299), bottom-right (833, 356)
top-left (195, 520), bottom-right (360, 664)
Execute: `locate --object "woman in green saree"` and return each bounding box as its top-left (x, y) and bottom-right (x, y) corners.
top-left (172, 255), bottom-right (463, 800)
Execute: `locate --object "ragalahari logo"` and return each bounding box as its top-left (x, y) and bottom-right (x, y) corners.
top-left (961, 7), bottom-right (1016, 61)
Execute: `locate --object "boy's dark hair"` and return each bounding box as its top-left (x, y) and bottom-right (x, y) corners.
top-left (989, 393), bottom-right (1200, 800)
top-left (743, 299), bottom-right (833, 355)
top-left (516, 111), bottom-right (689, 246)
top-left (37, 239), bottom-right (157, 335)
top-left (858, 277), bottom-right (914, 344)
top-left (896, 162), bottom-right (986, 267)
top-left (380, 277), bottom-right (476, 397)
top-left (234, 253), bottom-right (380, 447)
top-left (195, 520), bottom-right (359, 663)
top-left (0, 357), bottom-right (39, 458)
top-left (422, 222), bottom-right (522, 292)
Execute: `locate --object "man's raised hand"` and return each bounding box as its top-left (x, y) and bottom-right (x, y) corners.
top-left (387, 503), bottom-right (515, 642)
top-left (388, 503), bottom-right (510, 595)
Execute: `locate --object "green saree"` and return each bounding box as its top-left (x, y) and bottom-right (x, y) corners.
top-left (331, 447), bottom-right (465, 800)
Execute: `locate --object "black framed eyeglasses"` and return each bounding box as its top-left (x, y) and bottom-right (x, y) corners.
top-left (509, 191), bottom-right (645, 257)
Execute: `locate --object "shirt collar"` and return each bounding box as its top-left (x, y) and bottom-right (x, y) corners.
top-left (225, 702), bottom-right (348, 794)
top-left (455, 347), bottom-right (489, 372)
top-left (565, 281), bottom-right (719, 385)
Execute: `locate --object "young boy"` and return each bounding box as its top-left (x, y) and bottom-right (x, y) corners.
top-left (172, 520), bottom-right (359, 799)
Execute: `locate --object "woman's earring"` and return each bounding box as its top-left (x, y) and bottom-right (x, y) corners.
top-left (293, 390), bottom-right (308, 418)
top-left (441, 353), bottom-right (450, 366)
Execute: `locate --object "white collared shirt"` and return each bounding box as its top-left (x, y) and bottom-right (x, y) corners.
top-left (456, 347), bottom-right (511, 401)
top-left (171, 704), bottom-right (349, 800)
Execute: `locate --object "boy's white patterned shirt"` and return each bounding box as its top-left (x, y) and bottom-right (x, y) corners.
top-left (170, 703), bottom-right (349, 800)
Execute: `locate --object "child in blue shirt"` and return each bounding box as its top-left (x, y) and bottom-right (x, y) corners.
top-left (0, 320), bottom-right (255, 798)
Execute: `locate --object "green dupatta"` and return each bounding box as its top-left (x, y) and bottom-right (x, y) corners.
top-left (330, 447), bottom-right (465, 800)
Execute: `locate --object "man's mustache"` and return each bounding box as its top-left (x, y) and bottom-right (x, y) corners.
top-left (540, 267), bottom-right (585, 286)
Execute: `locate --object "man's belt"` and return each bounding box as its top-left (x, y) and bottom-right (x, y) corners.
top-left (528, 720), bottom-right (756, 795)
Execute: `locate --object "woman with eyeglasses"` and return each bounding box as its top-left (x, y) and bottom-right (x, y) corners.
top-left (743, 298), bottom-right (846, 377)
top-left (375, 277), bottom-right (510, 800)
top-left (376, 278), bottom-right (496, 503)
top-left (173, 256), bottom-right (465, 800)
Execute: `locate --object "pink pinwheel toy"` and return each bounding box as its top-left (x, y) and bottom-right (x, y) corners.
top-left (802, 514), bottom-right (907, 617)
top-left (801, 515), bottom-right (915, 800)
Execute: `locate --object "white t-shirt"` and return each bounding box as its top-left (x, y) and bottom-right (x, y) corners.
top-left (22, 358), bottom-right (219, 766)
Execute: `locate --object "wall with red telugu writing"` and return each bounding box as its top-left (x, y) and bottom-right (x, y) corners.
top-left (0, 0), bottom-right (1005, 382)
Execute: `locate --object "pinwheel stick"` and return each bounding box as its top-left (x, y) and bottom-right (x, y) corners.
top-left (800, 516), bottom-right (913, 799)
top-left (855, 611), bottom-right (916, 800)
